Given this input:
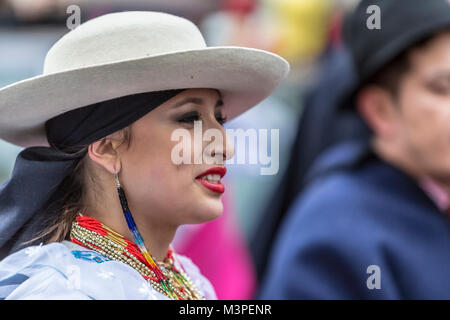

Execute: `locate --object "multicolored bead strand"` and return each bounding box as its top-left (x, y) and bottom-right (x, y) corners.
top-left (70, 215), bottom-right (204, 300)
top-left (113, 172), bottom-right (178, 298)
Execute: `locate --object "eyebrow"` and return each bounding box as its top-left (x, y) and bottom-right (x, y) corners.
top-left (173, 97), bottom-right (224, 109)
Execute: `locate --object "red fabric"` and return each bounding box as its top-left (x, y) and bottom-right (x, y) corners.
top-left (75, 215), bottom-right (108, 236)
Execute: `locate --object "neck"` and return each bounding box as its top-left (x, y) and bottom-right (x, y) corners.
top-left (84, 180), bottom-right (177, 262)
top-left (126, 208), bottom-right (178, 262)
top-left (373, 137), bottom-right (450, 202)
top-left (372, 137), bottom-right (426, 182)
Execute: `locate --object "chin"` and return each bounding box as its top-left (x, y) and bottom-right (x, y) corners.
top-left (191, 202), bottom-right (224, 223)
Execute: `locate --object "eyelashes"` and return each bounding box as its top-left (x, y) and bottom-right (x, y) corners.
top-left (177, 111), bottom-right (227, 126)
top-left (178, 111), bottom-right (200, 123)
top-left (216, 114), bottom-right (228, 125)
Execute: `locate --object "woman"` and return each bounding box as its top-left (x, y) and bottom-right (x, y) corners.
top-left (0, 11), bottom-right (289, 299)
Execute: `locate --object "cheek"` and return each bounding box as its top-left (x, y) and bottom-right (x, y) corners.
top-left (124, 125), bottom-right (223, 222)
top-left (131, 145), bottom-right (192, 196)
top-left (133, 156), bottom-right (222, 223)
top-left (401, 92), bottom-right (450, 158)
top-left (131, 139), bottom-right (200, 211)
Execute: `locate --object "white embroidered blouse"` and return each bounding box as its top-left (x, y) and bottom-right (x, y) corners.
top-left (0, 241), bottom-right (217, 300)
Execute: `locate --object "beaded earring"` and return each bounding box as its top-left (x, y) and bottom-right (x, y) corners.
top-left (113, 171), bottom-right (175, 297)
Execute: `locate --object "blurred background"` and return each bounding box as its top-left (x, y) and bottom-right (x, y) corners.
top-left (0, 0), bottom-right (360, 299)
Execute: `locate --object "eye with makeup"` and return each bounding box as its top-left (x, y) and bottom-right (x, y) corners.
top-left (428, 83), bottom-right (450, 95)
top-left (177, 110), bottom-right (227, 126)
top-left (426, 77), bottom-right (450, 95)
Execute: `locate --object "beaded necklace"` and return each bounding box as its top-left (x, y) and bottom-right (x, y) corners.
top-left (70, 215), bottom-right (205, 300)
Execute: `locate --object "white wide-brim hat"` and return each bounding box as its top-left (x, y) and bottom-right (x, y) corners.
top-left (0, 11), bottom-right (290, 148)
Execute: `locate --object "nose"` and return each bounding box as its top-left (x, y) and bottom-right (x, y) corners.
top-left (206, 123), bottom-right (235, 164)
top-left (212, 131), bottom-right (235, 163)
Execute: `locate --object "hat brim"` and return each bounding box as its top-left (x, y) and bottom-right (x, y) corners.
top-left (0, 46), bottom-right (289, 147)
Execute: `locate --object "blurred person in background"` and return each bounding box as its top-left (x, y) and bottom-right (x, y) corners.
top-left (251, 0), bottom-right (363, 286)
top-left (259, 0), bottom-right (450, 299)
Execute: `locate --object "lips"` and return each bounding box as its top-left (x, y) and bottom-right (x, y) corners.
top-left (195, 167), bottom-right (226, 194)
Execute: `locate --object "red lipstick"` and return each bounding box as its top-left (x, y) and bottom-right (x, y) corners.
top-left (195, 167), bottom-right (226, 194)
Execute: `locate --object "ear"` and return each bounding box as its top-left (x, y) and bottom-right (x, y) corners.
top-left (87, 131), bottom-right (124, 175)
top-left (356, 85), bottom-right (399, 138)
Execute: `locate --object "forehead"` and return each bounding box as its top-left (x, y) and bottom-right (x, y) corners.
top-left (143, 88), bottom-right (223, 118)
top-left (174, 88), bottom-right (222, 101)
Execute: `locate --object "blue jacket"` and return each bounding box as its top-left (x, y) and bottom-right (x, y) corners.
top-left (258, 141), bottom-right (450, 299)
